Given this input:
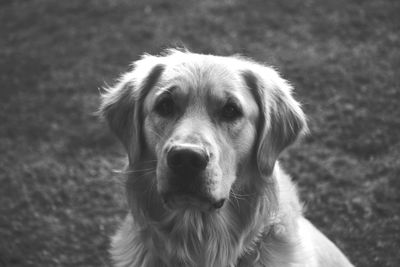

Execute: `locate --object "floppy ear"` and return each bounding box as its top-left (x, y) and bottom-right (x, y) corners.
top-left (99, 57), bottom-right (165, 164)
top-left (242, 66), bottom-right (307, 176)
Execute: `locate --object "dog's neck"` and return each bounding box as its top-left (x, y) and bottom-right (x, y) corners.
top-left (116, 164), bottom-right (281, 267)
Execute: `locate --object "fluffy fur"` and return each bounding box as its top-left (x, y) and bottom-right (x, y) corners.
top-left (100, 49), bottom-right (354, 267)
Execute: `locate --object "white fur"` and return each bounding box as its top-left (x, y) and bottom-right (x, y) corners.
top-left (100, 49), bottom-right (354, 267)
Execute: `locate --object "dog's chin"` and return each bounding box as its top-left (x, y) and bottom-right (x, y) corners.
top-left (162, 194), bottom-right (225, 212)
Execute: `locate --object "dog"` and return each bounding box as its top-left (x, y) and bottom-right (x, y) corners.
top-left (100, 49), bottom-right (354, 267)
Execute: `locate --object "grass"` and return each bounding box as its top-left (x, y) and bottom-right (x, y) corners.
top-left (1, 0), bottom-right (399, 266)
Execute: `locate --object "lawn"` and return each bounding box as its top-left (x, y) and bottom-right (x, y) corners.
top-left (0, 0), bottom-right (399, 266)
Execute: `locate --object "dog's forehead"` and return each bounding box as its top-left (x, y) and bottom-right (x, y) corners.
top-left (162, 60), bottom-right (246, 100)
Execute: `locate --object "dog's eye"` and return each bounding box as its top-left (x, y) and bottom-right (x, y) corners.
top-left (221, 103), bottom-right (242, 121)
top-left (154, 97), bottom-right (175, 117)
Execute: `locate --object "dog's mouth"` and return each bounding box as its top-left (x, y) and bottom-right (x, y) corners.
top-left (162, 193), bottom-right (225, 212)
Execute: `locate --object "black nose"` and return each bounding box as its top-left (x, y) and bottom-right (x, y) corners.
top-left (212, 199), bottom-right (225, 209)
top-left (167, 147), bottom-right (209, 174)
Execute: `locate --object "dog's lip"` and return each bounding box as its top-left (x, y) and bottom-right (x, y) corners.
top-left (162, 193), bottom-right (225, 211)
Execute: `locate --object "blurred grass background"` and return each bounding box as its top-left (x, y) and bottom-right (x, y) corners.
top-left (1, 0), bottom-right (399, 266)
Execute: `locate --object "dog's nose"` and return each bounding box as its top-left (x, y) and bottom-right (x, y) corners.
top-left (167, 147), bottom-right (209, 174)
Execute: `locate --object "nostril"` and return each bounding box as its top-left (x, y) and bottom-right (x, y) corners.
top-left (167, 150), bottom-right (184, 169)
top-left (212, 199), bottom-right (225, 209)
top-left (190, 152), bottom-right (208, 170)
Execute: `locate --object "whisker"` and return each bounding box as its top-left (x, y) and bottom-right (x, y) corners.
top-left (124, 168), bottom-right (157, 174)
top-left (148, 129), bottom-right (164, 140)
top-left (230, 191), bottom-right (254, 198)
top-left (140, 159), bottom-right (158, 163)
top-left (229, 190), bottom-right (242, 208)
top-left (136, 170), bottom-right (156, 178)
top-left (127, 160), bottom-right (158, 168)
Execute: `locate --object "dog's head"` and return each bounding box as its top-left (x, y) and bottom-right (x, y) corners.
top-left (100, 49), bottom-right (307, 213)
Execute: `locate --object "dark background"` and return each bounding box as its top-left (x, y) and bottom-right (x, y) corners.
top-left (1, 0), bottom-right (399, 266)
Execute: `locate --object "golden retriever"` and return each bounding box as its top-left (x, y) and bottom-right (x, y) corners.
top-left (100, 49), bottom-right (354, 267)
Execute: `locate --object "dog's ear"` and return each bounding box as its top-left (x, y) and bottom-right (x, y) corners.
top-left (242, 66), bottom-right (307, 176)
top-left (99, 56), bottom-right (165, 163)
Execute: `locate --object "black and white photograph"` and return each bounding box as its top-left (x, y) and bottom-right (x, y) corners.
top-left (1, 0), bottom-right (399, 266)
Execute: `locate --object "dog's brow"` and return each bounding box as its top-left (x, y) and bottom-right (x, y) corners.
top-left (155, 86), bottom-right (177, 97)
top-left (220, 91), bottom-right (242, 105)
top-left (226, 95), bottom-right (241, 105)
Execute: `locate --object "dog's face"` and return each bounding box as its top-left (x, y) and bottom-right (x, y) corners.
top-left (100, 49), bottom-right (307, 213)
top-left (142, 62), bottom-right (260, 211)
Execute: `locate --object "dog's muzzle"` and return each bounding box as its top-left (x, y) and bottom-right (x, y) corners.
top-left (161, 144), bottom-right (225, 211)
